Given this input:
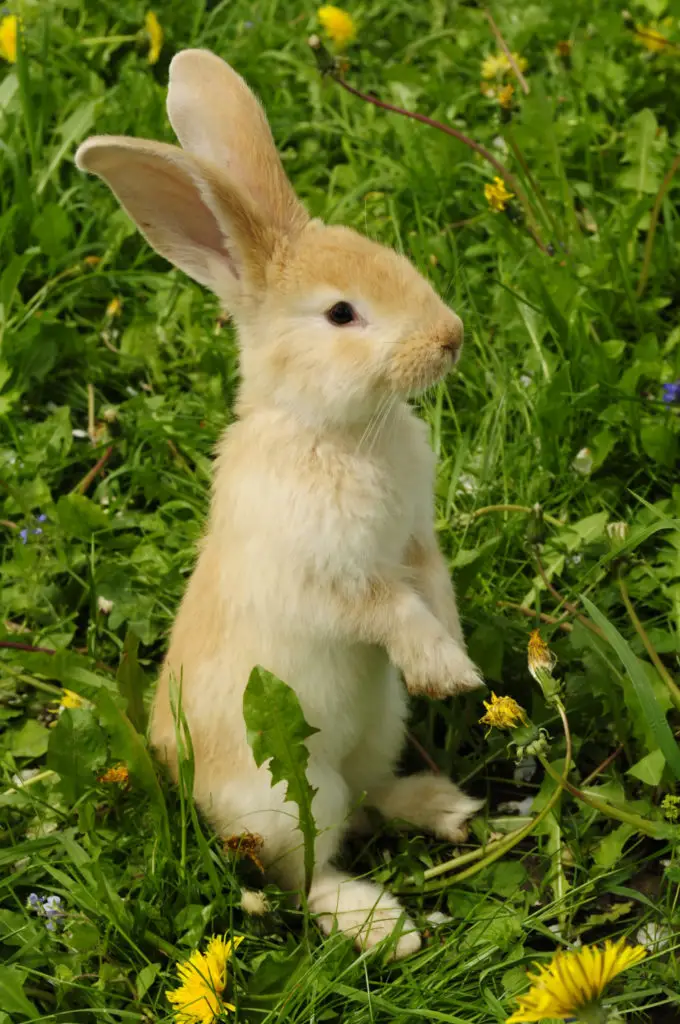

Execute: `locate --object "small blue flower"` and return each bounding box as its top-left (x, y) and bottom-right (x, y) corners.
top-left (18, 512), bottom-right (47, 543)
top-left (43, 895), bottom-right (62, 917)
top-left (662, 380), bottom-right (680, 405)
top-left (27, 893), bottom-right (41, 909)
top-left (45, 919), bottom-right (57, 932)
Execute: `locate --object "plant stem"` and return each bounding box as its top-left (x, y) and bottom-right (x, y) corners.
top-left (73, 445), bottom-right (113, 496)
top-left (143, 929), bottom-right (183, 959)
top-left (580, 744), bottom-right (625, 787)
top-left (331, 75), bottom-right (549, 253)
top-left (617, 569), bottom-right (680, 711)
top-left (538, 755), bottom-right (669, 838)
top-left (483, 9), bottom-right (529, 93)
top-left (636, 153), bottom-right (680, 298)
top-left (497, 601), bottom-right (573, 632)
top-left (534, 549), bottom-right (604, 638)
top-left (407, 700), bottom-right (572, 891)
top-left (407, 731), bottom-right (440, 774)
top-left (470, 503), bottom-right (563, 526)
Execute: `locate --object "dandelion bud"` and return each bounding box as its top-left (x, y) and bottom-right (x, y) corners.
top-left (606, 521), bottom-right (628, 547)
top-left (527, 630), bottom-right (561, 703)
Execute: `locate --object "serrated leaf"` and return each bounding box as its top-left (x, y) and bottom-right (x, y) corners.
top-left (581, 596), bottom-right (680, 780)
top-left (581, 900), bottom-right (634, 930)
top-left (243, 667), bottom-right (318, 889)
top-left (47, 707), bottom-right (108, 802)
top-left (54, 493), bottom-right (110, 538)
top-left (617, 109), bottom-right (664, 194)
top-left (593, 824), bottom-right (636, 870)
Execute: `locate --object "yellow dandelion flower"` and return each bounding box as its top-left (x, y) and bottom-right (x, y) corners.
top-left (634, 24), bottom-right (671, 53)
top-left (167, 934), bottom-right (244, 1022)
top-left (484, 176), bottom-right (514, 212)
top-left (481, 52), bottom-right (507, 79)
top-left (317, 5), bottom-right (356, 48)
top-left (60, 688), bottom-right (85, 710)
top-left (480, 692), bottom-right (527, 731)
top-left (145, 11), bottom-right (163, 65)
top-left (527, 629), bottom-right (557, 682)
top-left (506, 939), bottom-right (647, 1022)
top-left (106, 297), bottom-right (122, 317)
top-left (498, 83), bottom-right (515, 109)
top-left (0, 14), bottom-right (18, 64)
top-left (98, 763), bottom-right (129, 785)
top-left (481, 50), bottom-right (528, 80)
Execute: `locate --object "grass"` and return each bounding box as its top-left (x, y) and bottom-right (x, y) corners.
top-left (1, 0), bottom-right (680, 1021)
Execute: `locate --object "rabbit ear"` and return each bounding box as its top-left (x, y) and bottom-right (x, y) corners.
top-left (75, 135), bottom-right (275, 300)
top-left (167, 48), bottom-right (307, 237)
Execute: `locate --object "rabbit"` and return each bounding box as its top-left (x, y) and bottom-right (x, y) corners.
top-left (75, 48), bottom-right (484, 960)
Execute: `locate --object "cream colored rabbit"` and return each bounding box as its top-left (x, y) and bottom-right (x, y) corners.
top-left (76, 48), bottom-right (484, 959)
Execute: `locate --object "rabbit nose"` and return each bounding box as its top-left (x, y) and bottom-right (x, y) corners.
top-left (441, 315), bottom-right (464, 354)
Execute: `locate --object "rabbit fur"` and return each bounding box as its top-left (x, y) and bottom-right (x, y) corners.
top-left (76, 48), bottom-right (484, 960)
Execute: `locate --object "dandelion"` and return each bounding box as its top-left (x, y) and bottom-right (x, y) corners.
top-left (662, 379), bottom-right (680, 405)
top-left (0, 14), bottom-right (18, 63)
top-left (145, 12), bottom-right (163, 65)
top-left (498, 83), bottom-right (514, 109)
top-left (223, 831), bottom-right (265, 872)
top-left (480, 692), bottom-right (527, 732)
top-left (481, 50), bottom-right (528, 80)
top-left (240, 889), bottom-right (270, 916)
top-left (506, 939), bottom-right (646, 1022)
top-left (60, 689), bottom-right (85, 710)
top-left (106, 297), bottom-right (122, 317)
top-left (317, 5), bottom-right (356, 48)
top-left (98, 763), bottom-right (129, 785)
top-left (167, 934), bottom-right (244, 1022)
top-left (484, 177), bottom-right (514, 212)
top-left (527, 630), bottom-right (557, 682)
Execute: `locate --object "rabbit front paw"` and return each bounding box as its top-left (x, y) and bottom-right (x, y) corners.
top-left (402, 638), bottom-right (484, 699)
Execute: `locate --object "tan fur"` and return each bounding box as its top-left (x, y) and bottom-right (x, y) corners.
top-left (75, 49), bottom-right (483, 960)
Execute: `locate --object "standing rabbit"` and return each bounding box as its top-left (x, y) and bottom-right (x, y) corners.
top-left (76, 48), bottom-right (483, 959)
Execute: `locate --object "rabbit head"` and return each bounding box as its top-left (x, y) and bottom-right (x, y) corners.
top-left (76, 49), bottom-right (463, 428)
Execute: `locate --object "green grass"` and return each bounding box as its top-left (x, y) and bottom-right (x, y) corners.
top-left (1, 0), bottom-right (680, 1020)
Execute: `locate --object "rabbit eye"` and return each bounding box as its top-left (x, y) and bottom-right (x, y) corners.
top-left (326, 301), bottom-right (357, 326)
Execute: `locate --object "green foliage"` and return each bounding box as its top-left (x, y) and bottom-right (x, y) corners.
top-left (243, 667), bottom-right (319, 890)
top-left (1, 0), bottom-right (680, 1020)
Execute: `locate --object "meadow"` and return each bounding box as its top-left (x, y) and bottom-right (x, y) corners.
top-left (1, 0), bottom-right (680, 1021)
